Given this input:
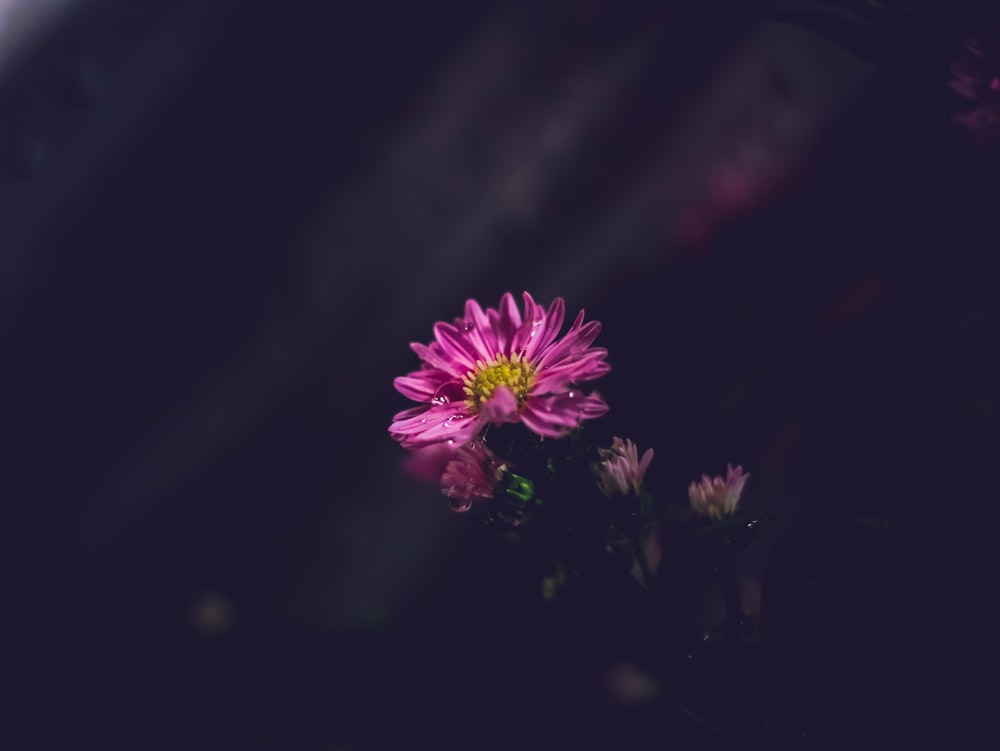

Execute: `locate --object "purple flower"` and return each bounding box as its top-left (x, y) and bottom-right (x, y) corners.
top-left (597, 437), bottom-right (653, 498)
top-left (950, 33), bottom-right (1000, 145)
top-left (390, 292), bottom-right (610, 448)
top-left (440, 440), bottom-right (505, 511)
top-left (688, 464), bottom-right (749, 520)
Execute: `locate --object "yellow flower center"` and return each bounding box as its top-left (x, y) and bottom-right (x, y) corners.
top-left (462, 353), bottom-right (535, 412)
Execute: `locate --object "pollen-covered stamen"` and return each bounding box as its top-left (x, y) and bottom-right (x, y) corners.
top-left (462, 353), bottom-right (536, 412)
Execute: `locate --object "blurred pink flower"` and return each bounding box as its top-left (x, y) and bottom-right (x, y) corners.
top-left (401, 443), bottom-right (457, 484)
top-left (390, 292), bottom-right (610, 448)
top-left (689, 464), bottom-right (749, 520)
top-left (606, 662), bottom-right (660, 705)
top-left (950, 33), bottom-right (1000, 145)
top-left (440, 440), bottom-right (505, 511)
top-left (596, 436), bottom-right (653, 498)
top-left (816, 271), bottom-right (884, 330)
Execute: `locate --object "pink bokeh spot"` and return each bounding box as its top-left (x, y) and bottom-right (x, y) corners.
top-left (950, 32), bottom-right (1000, 145)
top-left (817, 272), bottom-right (884, 329)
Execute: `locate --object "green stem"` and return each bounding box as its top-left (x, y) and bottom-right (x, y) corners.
top-left (719, 552), bottom-right (747, 644)
top-left (632, 534), bottom-right (655, 590)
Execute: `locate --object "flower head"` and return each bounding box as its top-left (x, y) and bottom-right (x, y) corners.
top-left (440, 440), bottom-right (505, 511)
top-left (689, 464), bottom-right (749, 520)
top-left (950, 33), bottom-right (1000, 145)
top-left (597, 437), bottom-right (653, 498)
top-left (390, 292), bottom-right (610, 448)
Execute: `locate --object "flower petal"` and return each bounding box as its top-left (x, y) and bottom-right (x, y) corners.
top-left (524, 295), bottom-right (566, 362)
top-left (433, 321), bottom-right (479, 370)
top-left (389, 403), bottom-right (480, 448)
top-left (492, 292), bottom-right (523, 355)
top-left (411, 342), bottom-right (465, 378)
top-left (950, 77), bottom-right (983, 100)
top-left (393, 371), bottom-right (458, 401)
top-left (510, 291), bottom-right (542, 356)
top-left (520, 392), bottom-right (609, 437)
top-left (533, 349), bottom-right (610, 393)
top-left (638, 448), bottom-right (654, 479)
top-left (534, 317), bottom-right (603, 369)
top-left (951, 57), bottom-right (984, 82)
top-left (480, 384), bottom-right (521, 425)
top-left (463, 298), bottom-right (498, 360)
top-left (965, 34), bottom-right (1000, 60)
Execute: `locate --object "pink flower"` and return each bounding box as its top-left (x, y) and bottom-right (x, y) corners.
top-left (390, 292), bottom-right (610, 448)
top-left (440, 440), bottom-right (505, 511)
top-left (401, 443), bottom-right (457, 484)
top-left (688, 464), bottom-right (749, 520)
top-left (950, 33), bottom-right (1000, 145)
top-left (606, 662), bottom-right (660, 705)
top-left (597, 437), bottom-right (653, 498)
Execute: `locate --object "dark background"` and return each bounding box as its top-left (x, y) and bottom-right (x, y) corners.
top-left (4, 0), bottom-right (995, 748)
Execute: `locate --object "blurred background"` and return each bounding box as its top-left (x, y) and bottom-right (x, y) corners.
top-left (4, 0), bottom-right (996, 748)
